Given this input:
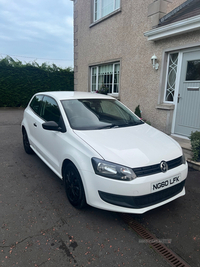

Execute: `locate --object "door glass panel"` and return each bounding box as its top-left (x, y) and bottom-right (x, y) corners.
top-left (41, 96), bottom-right (61, 124)
top-left (186, 60), bottom-right (200, 81)
top-left (30, 95), bottom-right (43, 115)
top-left (165, 53), bottom-right (178, 102)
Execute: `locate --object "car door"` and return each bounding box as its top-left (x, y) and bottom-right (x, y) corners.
top-left (33, 95), bottom-right (66, 175)
top-left (26, 94), bottom-right (44, 149)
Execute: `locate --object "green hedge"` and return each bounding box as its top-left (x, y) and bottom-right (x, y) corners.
top-left (0, 56), bottom-right (74, 107)
top-left (190, 131), bottom-right (200, 161)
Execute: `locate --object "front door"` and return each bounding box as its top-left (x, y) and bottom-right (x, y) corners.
top-left (174, 50), bottom-right (200, 137)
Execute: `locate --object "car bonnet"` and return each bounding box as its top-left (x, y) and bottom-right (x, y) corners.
top-left (74, 124), bottom-right (182, 168)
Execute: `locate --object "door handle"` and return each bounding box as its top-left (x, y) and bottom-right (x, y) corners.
top-left (33, 123), bottom-right (37, 127)
top-left (177, 94), bottom-right (182, 103)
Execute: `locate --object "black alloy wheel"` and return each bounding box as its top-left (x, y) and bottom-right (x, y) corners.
top-left (22, 129), bottom-right (34, 154)
top-left (63, 163), bottom-right (86, 209)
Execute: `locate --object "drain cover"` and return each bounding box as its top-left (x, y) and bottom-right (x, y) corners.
top-left (120, 213), bottom-right (190, 267)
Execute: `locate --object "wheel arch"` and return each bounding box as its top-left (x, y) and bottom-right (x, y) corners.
top-left (61, 158), bottom-right (88, 197)
top-left (61, 159), bottom-right (73, 179)
top-left (22, 125), bottom-right (26, 133)
top-left (62, 159), bottom-right (87, 208)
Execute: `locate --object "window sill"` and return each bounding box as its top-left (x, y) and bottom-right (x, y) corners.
top-left (90, 8), bottom-right (121, 28)
top-left (156, 103), bottom-right (175, 110)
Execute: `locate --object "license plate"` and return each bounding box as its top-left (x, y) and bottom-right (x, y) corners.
top-left (151, 175), bottom-right (180, 193)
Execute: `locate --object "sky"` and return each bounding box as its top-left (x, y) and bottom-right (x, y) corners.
top-left (0, 0), bottom-right (74, 69)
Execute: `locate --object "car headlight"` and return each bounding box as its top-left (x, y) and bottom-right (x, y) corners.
top-left (91, 158), bottom-right (136, 181)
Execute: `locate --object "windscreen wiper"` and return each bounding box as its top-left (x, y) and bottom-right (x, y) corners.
top-left (98, 124), bottom-right (119, 129)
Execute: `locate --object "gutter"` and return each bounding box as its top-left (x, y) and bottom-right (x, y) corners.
top-left (144, 14), bottom-right (200, 41)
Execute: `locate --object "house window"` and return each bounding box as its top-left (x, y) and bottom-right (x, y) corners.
top-left (91, 63), bottom-right (120, 94)
top-left (94, 0), bottom-right (120, 21)
top-left (164, 53), bottom-right (179, 102)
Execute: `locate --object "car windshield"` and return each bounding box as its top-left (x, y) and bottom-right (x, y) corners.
top-left (61, 99), bottom-right (144, 130)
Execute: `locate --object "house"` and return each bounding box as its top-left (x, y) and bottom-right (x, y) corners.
top-left (70, 0), bottom-right (200, 138)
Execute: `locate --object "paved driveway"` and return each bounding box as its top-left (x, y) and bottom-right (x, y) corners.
top-left (0, 108), bottom-right (199, 267)
top-left (132, 167), bottom-right (200, 267)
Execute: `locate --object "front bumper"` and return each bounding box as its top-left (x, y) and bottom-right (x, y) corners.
top-left (98, 180), bottom-right (185, 209)
top-left (81, 162), bottom-right (188, 214)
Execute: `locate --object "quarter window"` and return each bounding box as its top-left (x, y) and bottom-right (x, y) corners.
top-left (94, 0), bottom-right (120, 21)
top-left (91, 63), bottom-right (120, 94)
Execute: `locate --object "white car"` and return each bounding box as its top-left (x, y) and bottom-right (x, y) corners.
top-left (21, 91), bottom-right (188, 214)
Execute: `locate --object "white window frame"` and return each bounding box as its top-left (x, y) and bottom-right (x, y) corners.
top-left (90, 62), bottom-right (120, 95)
top-left (94, 0), bottom-right (120, 22)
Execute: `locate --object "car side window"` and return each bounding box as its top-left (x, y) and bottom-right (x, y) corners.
top-left (40, 96), bottom-right (62, 124)
top-left (30, 95), bottom-right (43, 115)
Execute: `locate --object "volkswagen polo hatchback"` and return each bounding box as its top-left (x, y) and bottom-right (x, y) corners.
top-left (21, 91), bottom-right (188, 214)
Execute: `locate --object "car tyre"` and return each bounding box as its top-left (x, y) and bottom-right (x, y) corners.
top-left (63, 162), bottom-right (87, 209)
top-left (22, 129), bottom-right (34, 154)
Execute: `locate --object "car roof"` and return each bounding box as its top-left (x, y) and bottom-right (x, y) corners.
top-left (36, 91), bottom-right (114, 101)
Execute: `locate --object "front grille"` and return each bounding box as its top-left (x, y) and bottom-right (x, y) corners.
top-left (99, 180), bottom-right (185, 209)
top-left (133, 156), bottom-right (183, 177)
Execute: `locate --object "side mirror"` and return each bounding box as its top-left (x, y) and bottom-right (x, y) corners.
top-left (42, 121), bottom-right (62, 132)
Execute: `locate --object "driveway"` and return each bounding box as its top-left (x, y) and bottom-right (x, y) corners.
top-left (132, 167), bottom-right (200, 267)
top-left (0, 108), bottom-right (199, 267)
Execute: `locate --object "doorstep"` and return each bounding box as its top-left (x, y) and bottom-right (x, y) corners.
top-left (170, 135), bottom-right (200, 171)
